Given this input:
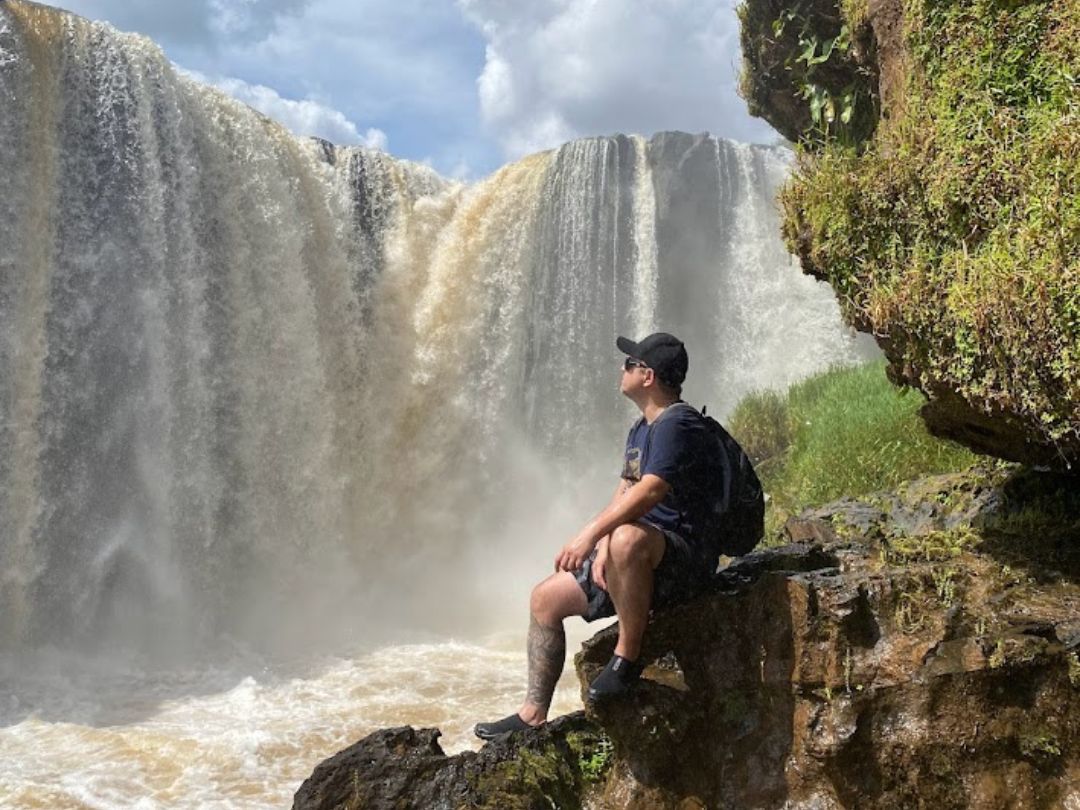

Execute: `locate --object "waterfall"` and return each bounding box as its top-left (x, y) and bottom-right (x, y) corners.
top-left (0, 0), bottom-right (870, 657)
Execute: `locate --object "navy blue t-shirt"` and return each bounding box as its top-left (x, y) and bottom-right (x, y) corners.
top-left (622, 403), bottom-right (729, 557)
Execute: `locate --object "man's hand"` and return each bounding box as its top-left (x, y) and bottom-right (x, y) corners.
top-left (591, 538), bottom-right (610, 591)
top-left (556, 474), bottom-right (667, 577)
top-left (554, 529), bottom-right (599, 573)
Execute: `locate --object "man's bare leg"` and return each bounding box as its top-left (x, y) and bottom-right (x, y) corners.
top-left (604, 522), bottom-right (665, 662)
top-left (475, 571), bottom-right (587, 739)
top-left (517, 570), bottom-right (587, 725)
top-left (518, 616), bottom-right (564, 724)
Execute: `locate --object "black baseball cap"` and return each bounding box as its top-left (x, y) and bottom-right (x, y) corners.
top-left (616, 332), bottom-right (688, 387)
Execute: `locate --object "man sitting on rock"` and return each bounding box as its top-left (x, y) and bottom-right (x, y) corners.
top-left (475, 332), bottom-right (727, 740)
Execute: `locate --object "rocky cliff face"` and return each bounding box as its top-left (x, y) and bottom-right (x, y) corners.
top-left (739, 0), bottom-right (1080, 469)
top-left (295, 467), bottom-right (1080, 809)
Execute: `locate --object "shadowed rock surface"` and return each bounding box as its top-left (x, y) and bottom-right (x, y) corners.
top-left (580, 467), bottom-right (1080, 808)
top-left (295, 468), bottom-right (1080, 809)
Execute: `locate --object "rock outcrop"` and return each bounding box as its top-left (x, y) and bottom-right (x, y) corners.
top-left (295, 467), bottom-right (1080, 809)
top-left (739, 0), bottom-right (1080, 469)
top-left (292, 713), bottom-right (612, 810)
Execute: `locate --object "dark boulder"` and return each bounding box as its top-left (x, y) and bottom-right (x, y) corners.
top-left (292, 713), bottom-right (612, 810)
top-left (578, 468), bottom-right (1080, 808)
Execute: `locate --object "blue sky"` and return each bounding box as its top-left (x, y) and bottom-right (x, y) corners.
top-left (58, 0), bottom-right (780, 178)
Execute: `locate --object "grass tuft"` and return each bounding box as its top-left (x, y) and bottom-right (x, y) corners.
top-left (729, 361), bottom-right (980, 533)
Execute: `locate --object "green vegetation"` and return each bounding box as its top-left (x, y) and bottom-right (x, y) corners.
top-left (881, 527), bottom-right (981, 565)
top-left (729, 360), bottom-right (979, 533)
top-left (566, 730), bottom-right (614, 783)
top-left (738, 0), bottom-right (879, 144)
top-left (1018, 727), bottom-right (1063, 766)
top-left (727, 389), bottom-right (791, 466)
top-left (465, 723), bottom-right (613, 809)
top-left (779, 0), bottom-right (1080, 456)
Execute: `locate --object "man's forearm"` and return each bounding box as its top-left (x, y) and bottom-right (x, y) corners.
top-left (609, 478), bottom-right (630, 506)
top-left (580, 475), bottom-right (668, 545)
top-left (554, 476), bottom-right (669, 573)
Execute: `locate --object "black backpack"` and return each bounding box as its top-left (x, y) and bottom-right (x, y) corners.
top-left (648, 402), bottom-right (765, 559)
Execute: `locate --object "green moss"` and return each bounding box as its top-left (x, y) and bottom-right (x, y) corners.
top-left (882, 527), bottom-right (981, 563)
top-left (737, 0), bottom-right (880, 143)
top-left (465, 725), bottom-right (612, 810)
top-left (840, 0), bottom-right (869, 28)
top-left (778, 0), bottom-right (1080, 456)
top-left (888, 560), bottom-right (973, 632)
top-left (893, 588), bottom-right (928, 633)
top-left (1068, 652), bottom-right (1080, 688)
top-left (565, 730), bottom-right (614, 784)
top-left (1018, 726), bottom-right (1063, 768)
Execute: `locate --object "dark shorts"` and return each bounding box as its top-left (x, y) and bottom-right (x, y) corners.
top-left (574, 521), bottom-right (710, 623)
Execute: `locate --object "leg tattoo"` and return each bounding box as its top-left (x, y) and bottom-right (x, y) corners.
top-left (524, 615), bottom-right (565, 711)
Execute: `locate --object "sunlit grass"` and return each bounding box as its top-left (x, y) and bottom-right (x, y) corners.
top-left (728, 360), bottom-right (980, 536)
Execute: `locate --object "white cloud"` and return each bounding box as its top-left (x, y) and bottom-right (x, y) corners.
top-left (458, 0), bottom-right (778, 160)
top-left (60, 0), bottom-right (313, 47)
top-left (56, 0), bottom-right (778, 175)
top-left (180, 69), bottom-right (387, 149)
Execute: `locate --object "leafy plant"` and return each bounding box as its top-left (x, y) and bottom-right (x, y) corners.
top-left (737, 0), bottom-right (879, 144)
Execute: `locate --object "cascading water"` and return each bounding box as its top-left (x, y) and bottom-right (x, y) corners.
top-left (0, 3), bottom-right (876, 805)
top-left (0, 0), bottom-right (872, 656)
top-left (0, 1), bottom-right (448, 655)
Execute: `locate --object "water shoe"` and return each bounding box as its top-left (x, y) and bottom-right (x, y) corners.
top-left (586, 654), bottom-right (644, 703)
top-left (474, 713), bottom-right (532, 741)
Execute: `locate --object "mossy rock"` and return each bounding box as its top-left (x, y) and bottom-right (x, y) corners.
top-left (739, 0), bottom-right (1080, 469)
top-left (738, 0), bottom-right (880, 144)
top-left (292, 713), bottom-right (612, 810)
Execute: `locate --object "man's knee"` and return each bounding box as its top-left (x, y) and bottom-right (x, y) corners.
top-left (609, 523), bottom-right (663, 568)
top-left (530, 573), bottom-right (586, 622)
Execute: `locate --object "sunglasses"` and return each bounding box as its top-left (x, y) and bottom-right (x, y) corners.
top-left (623, 358), bottom-right (649, 372)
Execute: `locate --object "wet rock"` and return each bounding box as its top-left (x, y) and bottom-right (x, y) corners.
top-left (292, 713), bottom-right (610, 810)
top-left (576, 470), bottom-right (1080, 808)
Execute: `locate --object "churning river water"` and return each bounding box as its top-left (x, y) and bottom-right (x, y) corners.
top-left (0, 629), bottom-right (606, 808)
